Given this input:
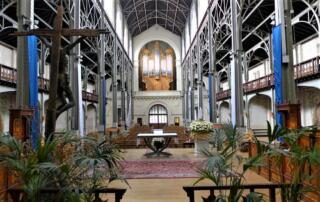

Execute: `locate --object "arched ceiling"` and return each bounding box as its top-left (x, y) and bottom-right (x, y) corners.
top-left (120, 0), bottom-right (192, 37)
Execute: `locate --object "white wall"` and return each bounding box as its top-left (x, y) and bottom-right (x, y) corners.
top-left (293, 37), bottom-right (319, 64)
top-left (248, 60), bottom-right (271, 81)
top-left (116, 2), bottom-right (123, 43)
top-left (197, 0), bottom-right (208, 26)
top-left (184, 22), bottom-right (190, 52)
top-left (0, 43), bottom-right (17, 68)
top-left (133, 24), bottom-right (182, 91)
top-left (133, 91), bottom-right (182, 126)
top-left (190, 1), bottom-right (198, 40)
top-left (221, 82), bottom-right (229, 91)
top-left (104, 0), bottom-right (115, 27)
top-left (124, 24), bottom-right (129, 52)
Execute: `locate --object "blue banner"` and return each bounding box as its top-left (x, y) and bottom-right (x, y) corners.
top-left (272, 25), bottom-right (283, 126)
top-left (28, 36), bottom-right (39, 148)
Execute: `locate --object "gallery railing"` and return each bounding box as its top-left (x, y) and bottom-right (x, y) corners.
top-left (294, 56), bottom-right (320, 79)
top-left (82, 91), bottom-right (99, 102)
top-left (244, 74), bottom-right (275, 94)
top-left (183, 183), bottom-right (290, 202)
top-left (217, 89), bottom-right (231, 101)
top-left (0, 64), bottom-right (16, 85)
top-left (217, 56), bottom-right (320, 100)
top-left (0, 64), bottom-right (98, 103)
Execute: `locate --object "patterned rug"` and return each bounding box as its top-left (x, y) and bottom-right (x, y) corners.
top-left (120, 159), bottom-right (204, 179)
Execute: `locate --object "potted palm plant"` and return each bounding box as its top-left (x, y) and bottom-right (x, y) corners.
top-left (189, 119), bottom-right (213, 155)
top-left (0, 132), bottom-right (125, 202)
top-left (249, 122), bottom-right (320, 202)
top-left (194, 124), bottom-right (264, 202)
top-left (263, 126), bottom-right (320, 202)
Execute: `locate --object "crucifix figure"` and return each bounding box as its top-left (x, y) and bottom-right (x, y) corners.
top-left (12, 3), bottom-right (106, 140)
top-left (39, 36), bottom-right (86, 119)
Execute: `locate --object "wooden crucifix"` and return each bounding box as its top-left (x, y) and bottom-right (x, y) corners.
top-left (12, 3), bottom-right (106, 140)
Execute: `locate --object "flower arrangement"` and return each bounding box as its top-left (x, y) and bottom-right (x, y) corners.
top-left (189, 119), bottom-right (213, 140)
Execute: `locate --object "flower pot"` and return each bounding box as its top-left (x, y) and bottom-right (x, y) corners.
top-left (194, 139), bottom-right (209, 155)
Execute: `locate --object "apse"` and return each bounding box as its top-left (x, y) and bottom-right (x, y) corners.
top-left (138, 40), bottom-right (176, 91)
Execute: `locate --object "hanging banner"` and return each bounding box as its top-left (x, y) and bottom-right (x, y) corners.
top-left (272, 25), bottom-right (283, 125)
top-left (28, 36), bottom-right (39, 148)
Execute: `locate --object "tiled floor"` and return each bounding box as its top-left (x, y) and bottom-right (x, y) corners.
top-left (106, 148), bottom-right (271, 202)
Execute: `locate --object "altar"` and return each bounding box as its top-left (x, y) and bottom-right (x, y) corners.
top-left (137, 129), bottom-right (178, 157)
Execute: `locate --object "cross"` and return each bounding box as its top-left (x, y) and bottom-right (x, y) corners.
top-left (12, 3), bottom-right (106, 140)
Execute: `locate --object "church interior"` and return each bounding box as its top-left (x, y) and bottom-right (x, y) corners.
top-left (0, 0), bottom-right (320, 201)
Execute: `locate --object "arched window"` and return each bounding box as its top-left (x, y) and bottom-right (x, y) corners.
top-left (149, 105), bottom-right (168, 128)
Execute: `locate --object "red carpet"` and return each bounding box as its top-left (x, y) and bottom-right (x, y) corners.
top-left (120, 159), bottom-right (204, 179)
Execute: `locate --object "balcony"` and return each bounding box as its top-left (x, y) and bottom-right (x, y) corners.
top-left (244, 74), bottom-right (274, 94)
top-left (0, 65), bottom-right (16, 85)
top-left (294, 56), bottom-right (320, 80)
top-left (82, 91), bottom-right (98, 103)
top-left (217, 89), bottom-right (231, 101)
top-left (0, 64), bottom-right (98, 103)
top-left (217, 56), bottom-right (320, 101)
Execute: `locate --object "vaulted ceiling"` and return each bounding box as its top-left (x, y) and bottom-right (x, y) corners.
top-left (120, 0), bottom-right (192, 37)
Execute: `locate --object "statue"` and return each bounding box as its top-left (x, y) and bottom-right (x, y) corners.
top-left (12, 2), bottom-right (105, 140)
top-left (39, 36), bottom-right (86, 119)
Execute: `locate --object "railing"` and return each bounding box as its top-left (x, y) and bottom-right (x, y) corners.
top-left (294, 56), bottom-right (320, 79)
top-left (8, 187), bottom-right (126, 202)
top-left (0, 64), bottom-right (98, 103)
top-left (244, 74), bottom-right (274, 93)
top-left (217, 56), bottom-right (320, 100)
top-left (82, 91), bottom-right (99, 103)
top-left (183, 183), bottom-right (290, 202)
top-left (0, 64), bottom-right (16, 84)
top-left (217, 89), bottom-right (231, 101)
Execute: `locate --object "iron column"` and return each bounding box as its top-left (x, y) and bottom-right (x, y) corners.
top-left (16, 0), bottom-right (33, 106)
top-left (121, 56), bottom-right (126, 128)
top-left (98, 2), bottom-right (106, 133)
top-left (208, 6), bottom-right (217, 122)
top-left (112, 37), bottom-right (118, 127)
top-left (197, 33), bottom-right (203, 119)
top-left (230, 0), bottom-right (244, 127)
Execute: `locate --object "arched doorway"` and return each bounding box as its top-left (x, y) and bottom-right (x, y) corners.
top-left (0, 91), bottom-right (15, 133)
top-left (86, 104), bottom-right (97, 134)
top-left (249, 95), bottom-right (271, 129)
top-left (219, 102), bottom-right (230, 123)
top-left (149, 104), bottom-right (168, 129)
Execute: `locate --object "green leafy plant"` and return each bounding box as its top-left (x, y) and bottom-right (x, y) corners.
top-left (0, 132), bottom-right (125, 202)
top-left (245, 121), bottom-right (320, 202)
top-left (262, 125), bottom-right (320, 202)
top-left (195, 124), bottom-right (264, 202)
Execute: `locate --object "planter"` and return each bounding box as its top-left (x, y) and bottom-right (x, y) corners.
top-left (194, 139), bottom-right (209, 155)
top-left (191, 132), bottom-right (210, 155)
